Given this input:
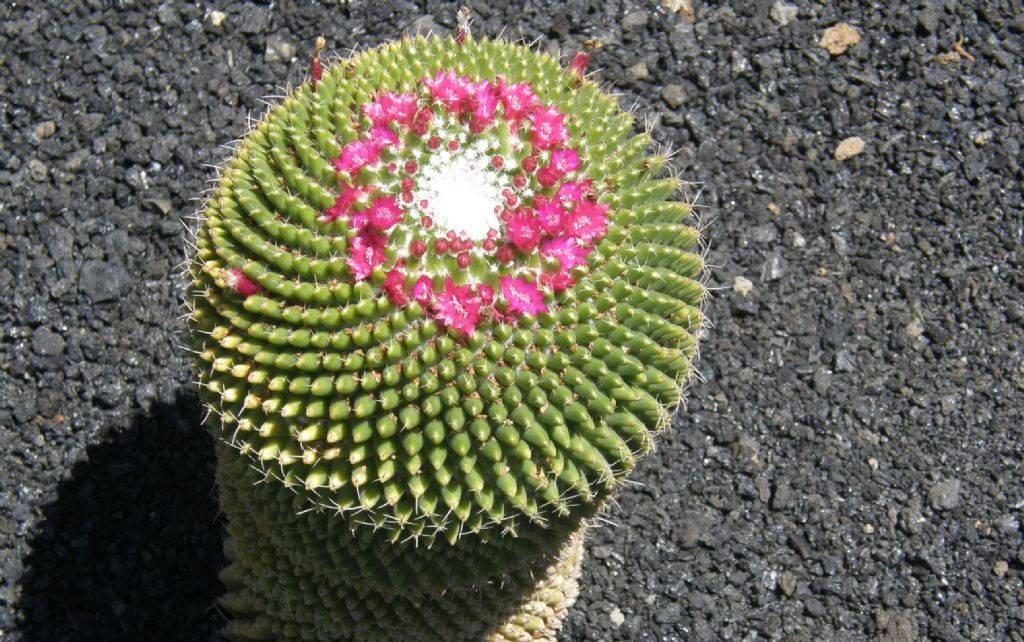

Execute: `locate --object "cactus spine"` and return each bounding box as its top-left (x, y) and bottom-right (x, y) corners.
top-left (186, 34), bottom-right (704, 641)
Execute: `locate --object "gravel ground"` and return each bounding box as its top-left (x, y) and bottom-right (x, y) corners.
top-left (2, 1), bottom-right (1022, 640)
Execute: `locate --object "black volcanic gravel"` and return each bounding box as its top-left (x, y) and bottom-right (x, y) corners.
top-left (2, 1), bottom-right (1022, 640)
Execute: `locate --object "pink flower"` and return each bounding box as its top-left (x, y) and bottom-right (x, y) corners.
top-left (535, 200), bottom-right (567, 236)
top-left (556, 180), bottom-right (590, 206)
top-left (367, 195), bottom-right (403, 231)
top-left (346, 230), bottom-right (388, 281)
top-left (226, 268), bottom-right (261, 297)
top-left (499, 276), bottom-right (548, 316)
top-left (321, 182), bottom-right (365, 223)
top-left (496, 78), bottom-right (538, 123)
top-left (383, 269), bottom-right (408, 305)
top-left (363, 92), bottom-right (419, 128)
top-left (491, 307), bottom-right (518, 326)
top-left (369, 126), bottom-right (399, 148)
top-left (540, 236), bottom-right (591, 271)
top-left (541, 271), bottom-right (575, 292)
top-left (334, 139), bottom-right (382, 174)
top-left (506, 208), bottom-right (542, 252)
top-left (412, 275), bottom-right (433, 306)
top-left (466, 80), bottom-right (499, 125)
top-left (550, 148), bottom-right (580, 174)
top-left (478, 284), bottom-right (494, 304)
top-left (564, 201), bottom-right (609, 243)
top-left (433, 278), bottom-right (482, 336)
top-left (348, 208), bottom-right (369, 232)
top-left (530, 105), bottom-right (569, 150)
top-left (423, 70), bottom-right (471, 113)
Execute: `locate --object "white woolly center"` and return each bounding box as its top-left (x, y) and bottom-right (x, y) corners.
top-left (414, 140), bottom-right (505, 240)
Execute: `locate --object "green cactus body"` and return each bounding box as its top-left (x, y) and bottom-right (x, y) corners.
top-left (188, 34), bottom-right (703, 641)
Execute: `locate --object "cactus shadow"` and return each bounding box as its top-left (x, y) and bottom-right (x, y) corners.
top-left (16, 390), bottom-right (225, 642)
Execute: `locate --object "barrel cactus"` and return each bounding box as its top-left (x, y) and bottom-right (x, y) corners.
top-left (186, 31), bottom-right (704, 641)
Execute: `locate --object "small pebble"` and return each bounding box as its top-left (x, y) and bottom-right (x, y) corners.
top-left (609, 607), bottom-right (625, 626)
top-left (265, 37), bottom-right (296, 63)
top-left (733, 276), bottom-right (753, 296)
top-left (928, 479), bottom-right (961, 511)
top-left (917, 7), bottom-right (940, 35)
top-left (974, 131), bottom-right (993, 146)
top-left (763, 253), bottom-right (785, 281)
top-left (28, 158), bottom-right (49, 181)
top-left (778, 570), bottom-right (797, 596)
top-left (34, 120), bottom-right (57, 140)
top-left (819, 23), bottom-right (861, 55)
top-left (662, 84), bottom-right (686, 109)
top-left (770, 2), bottom-right (798, 27)
top-left (660, 0), bottom-right (695, 22)
top-left (993, 560), bottom-right (1008, 577)
top-left (208, 10), bottom-right (226, 26)
top-left (835, 136), bottom-right (865, 160)
top-left (905, 319), bottom-right (924, 339)
top-left (591, 545), bottom-right (613, 559)
top-left (626, 62), bottom-right (649, 80)
top-left (622, 11), bottom-right (649, 30)
top-left (32, 326), bottom-right (66, 357)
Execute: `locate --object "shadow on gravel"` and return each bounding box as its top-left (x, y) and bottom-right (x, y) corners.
top-left (17, 391), bottom-right (224, 641)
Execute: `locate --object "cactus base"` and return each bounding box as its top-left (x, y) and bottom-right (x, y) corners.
top-left (217, 445), bottom-right (584, 641)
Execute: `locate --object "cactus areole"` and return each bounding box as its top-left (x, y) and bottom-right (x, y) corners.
top-left (187, 34), bottom-right (704, 641)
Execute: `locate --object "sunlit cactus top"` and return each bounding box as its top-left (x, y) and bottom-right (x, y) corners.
top-left (189, 35), bottom-right (704, 545)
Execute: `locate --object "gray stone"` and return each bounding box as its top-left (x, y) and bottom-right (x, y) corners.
top-left (78, 260), bottom-right (131, 303)
top-left (677, 519), bottom-right (701, 547)
top-left (762, 253), bottom-right (785, 280)
top-left (626, 62), bottom-right (649, 80)
top-left (928, 479), bottom-right (961, 510)
top-left (772, 480), bottom-right (794, 510)
top-left (237, 6), bottom-right (270, 33)
top-left (11, 394), bottom-right (37, 425)
top-left (804, 599), bottom-right (826, 618)
top-left (654, 602), bottom-right (681, 624)
top-left (28, 159), bottom-right (48, 182)
top-left (834, 349), bottom-right (857, 373)
top-left (622, 11), bottom-right (649, 30)
top-left (31, 327), bottom-right (65, 357)
top-left (662, 84), bottom-right (686, 109)
top-left (731, 52), bottom-right (751, 75)
top-left (95, 378), bottom-right (127, 408)
top-left (876, 610), bottom-right (919, 642)
top-left (79, 113), bottom-right (104, 132)
top-left (917, 7), bottom-right (940, 35)
top-left (591, 545), bottom-right (613, 559)
top-left (750, 223), bottom-right (778, 243)
top-left (135, 383), bottom-right (158, 410)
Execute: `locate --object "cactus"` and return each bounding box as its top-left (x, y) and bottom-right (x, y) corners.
top-left (187, 33), bottom-right (704, 641)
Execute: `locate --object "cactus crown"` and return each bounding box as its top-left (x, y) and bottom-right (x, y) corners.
top-left (189, 35), bottom-right (704, 547)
